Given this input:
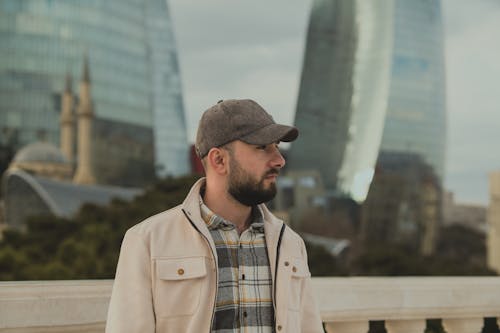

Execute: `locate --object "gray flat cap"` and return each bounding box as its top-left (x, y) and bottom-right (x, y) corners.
top-left (195, 99), bottom-right (298, 158)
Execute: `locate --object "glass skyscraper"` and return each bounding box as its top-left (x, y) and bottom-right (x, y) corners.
top-left (0, 0), bottom-right (188, 185)
top-left (146, 0), bottom-right (188, 177)
top-left (380, 0), bottom-right (447, 180)
top-left (288, 0), bottom-right (446, 202)
top-left (288, 0), bottom-right (395, 202)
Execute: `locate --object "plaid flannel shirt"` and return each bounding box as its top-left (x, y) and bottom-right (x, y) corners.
top-left (200, 198), bottom-right (275, 333)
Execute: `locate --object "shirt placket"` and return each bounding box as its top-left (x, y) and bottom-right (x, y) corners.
top-left (224, 226), bottom-right (244, 331)
top-left (238, 228), bottom-right (253, 332)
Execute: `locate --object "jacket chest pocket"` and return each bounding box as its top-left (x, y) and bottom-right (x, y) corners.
top-left (154, 256), bottom-right (207, 318)
top-left (287, 258), bottom-right (310, 311)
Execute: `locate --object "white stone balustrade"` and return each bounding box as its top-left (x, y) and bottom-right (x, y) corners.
top-left (1, 277), bottom-right (500, 332)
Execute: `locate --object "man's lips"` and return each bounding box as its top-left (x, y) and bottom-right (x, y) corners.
top-left (264, 170), bottom-right (280, 179)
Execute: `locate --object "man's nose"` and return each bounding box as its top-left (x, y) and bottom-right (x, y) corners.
top-left (271, 149), bottom-right (286, 169)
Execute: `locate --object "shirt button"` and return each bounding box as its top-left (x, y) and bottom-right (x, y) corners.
top-left (242, 274), bottom-right (245, 280)
top-left (292, 266), bottom-right (297, 273)
top-left (177, 268), bottom-right (184, 275)
top-left (284, 261), bottom-right (289, 266)
top-left (277, 325), bottom-right (282, 331)
top-left (243, 311), bottom-right (248, 317)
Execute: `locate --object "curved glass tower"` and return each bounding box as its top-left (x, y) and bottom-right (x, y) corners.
top-left (288, 0), bottom-right (394, 202)
top-left (380, 0), bottom-right (447, 181)
top-left (288, 0), bottom-right (446, 203)
top-left (0, 0), bottom-right (188, 185)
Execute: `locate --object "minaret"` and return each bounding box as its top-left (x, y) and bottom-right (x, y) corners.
top-left (73, 54), bottom-right (96, 185)
top-left (60, 73), bottom-right (74, 163)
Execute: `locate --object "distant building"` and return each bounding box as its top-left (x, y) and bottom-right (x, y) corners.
top-left (487, 171), bottom-right (500, 273)
top-left (3, 169), bottom-right (139, 230)
top-left (288, 0), bottom-right (394, 202)
top-left (8, 142), bottom-right (72, 181)
top-left (361, 152), bottom-right (441, 255)
top-left (272, 170), bottom-right (326, 227)
top-left (379, 0), bottom-right (447, 182)
top-left (443, 192), bottom-right (487, 234)
top-left (0, 0), bottom-right (188, 185)
top-left (288, 0), bottom-right (446, 202)
top-left (1, 67), bottom-right (140, 230)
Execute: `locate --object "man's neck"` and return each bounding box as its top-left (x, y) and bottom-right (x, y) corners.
top-left (203, 185), bottom-right (252, 234)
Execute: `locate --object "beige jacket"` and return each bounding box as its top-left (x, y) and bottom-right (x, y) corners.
top-left (106, 179), bottom-right (323, 333)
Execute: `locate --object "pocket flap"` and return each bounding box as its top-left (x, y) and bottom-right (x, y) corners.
top-left (157, 257), bottom-right (207, 280)
top-left (291, 258), bottom-right (311, 278)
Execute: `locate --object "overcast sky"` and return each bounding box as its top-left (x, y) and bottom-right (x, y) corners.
top-left (168, 0), bottom-right (500, 205)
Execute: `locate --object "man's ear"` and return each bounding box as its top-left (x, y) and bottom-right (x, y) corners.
top-left (206, 148), bottom-right (228, 175)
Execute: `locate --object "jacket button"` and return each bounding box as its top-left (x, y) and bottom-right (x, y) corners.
top-left (292, 266), bottom-right (297, 273)
top-left (284, 261), bottom-right (289, 266)
top-left (277, 325), bottom-right (282, 331)
top-left (177, 268), bottom-right (184, 275)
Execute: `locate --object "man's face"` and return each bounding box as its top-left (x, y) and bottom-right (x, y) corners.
top-left (225, 141), bottom-right (285, 206)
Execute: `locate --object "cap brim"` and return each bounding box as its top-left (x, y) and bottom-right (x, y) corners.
top-left (239, 123), bottom-right (299, 145)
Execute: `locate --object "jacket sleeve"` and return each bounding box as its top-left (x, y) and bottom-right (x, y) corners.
top-left (300, 239), bottom-right (324, 333)
top-left (106, 229), bottom-right (155, 333)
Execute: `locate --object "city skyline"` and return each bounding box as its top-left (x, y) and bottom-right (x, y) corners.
top-left (0, 0), bottom-right (189, 184)
top-left (169, 0), bottom-right (500, 205)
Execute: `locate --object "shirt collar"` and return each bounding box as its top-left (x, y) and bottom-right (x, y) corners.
top-left (199, 195), bottom-right (265, 233)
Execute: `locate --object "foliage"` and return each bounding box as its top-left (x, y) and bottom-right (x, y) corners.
top-left (305, 224), bottom-right (496, 277)
top-left (1, 173), bottom-right (496, 280)
top-left (0, 174), bottom-right (200, 280)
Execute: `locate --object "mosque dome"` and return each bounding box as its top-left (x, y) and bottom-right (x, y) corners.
top-left (9, 142), bottom-right (72, 181)
top-left (12, 142), bottom-right (69, 165)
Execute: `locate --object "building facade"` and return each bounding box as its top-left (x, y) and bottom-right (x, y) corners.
top-left (289, 0), bottom-right (446, 200)
top-left (288, 0), bottom-right (394, 202)
top-left (379, 0), bottom-right (447, 181)
top-left (146, 0), bottom-right (188, 177)
top-left (0, 0), bottom-right (188, 185)
top-left (287, 0), bottom-right (446, 249)
top-left (360, 152), bottom-right (441, 255)
top-left (442, 192), bottom-right (487, 234)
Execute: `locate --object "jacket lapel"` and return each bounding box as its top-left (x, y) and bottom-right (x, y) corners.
top-left (181, 178), bottom-right (218, 267)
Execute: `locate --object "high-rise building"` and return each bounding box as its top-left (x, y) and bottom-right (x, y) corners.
top-left (146, 0), bottom-right (188, 177)
top-left (288, 0), bottom-right (395, 202)
top-left (288, 0), bottom-right (446, 201)
top-left (379, 0), bottom-right (447, 181)
top-left (360, 152), bottom-right (441, 255)
top-left (0, 0), bottom-right (188, 185)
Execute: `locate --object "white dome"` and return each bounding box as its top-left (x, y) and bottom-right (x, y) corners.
top-left (13, 142), bottom-right (69, 165)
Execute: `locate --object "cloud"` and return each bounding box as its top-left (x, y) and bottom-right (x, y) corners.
top-left (169, 0), bottom-right (312, 141)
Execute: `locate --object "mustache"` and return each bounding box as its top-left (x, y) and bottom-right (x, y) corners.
top-left (264, 169), bottom-right (280, 177)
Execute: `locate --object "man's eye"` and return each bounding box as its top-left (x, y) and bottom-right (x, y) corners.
top-left (256, 145), bottom-right (267, 150)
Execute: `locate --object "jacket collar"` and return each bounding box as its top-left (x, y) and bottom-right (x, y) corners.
top-left (181, 177), bottom-right (285, 264)
top-left (181, 178), bottom-right (217, 258)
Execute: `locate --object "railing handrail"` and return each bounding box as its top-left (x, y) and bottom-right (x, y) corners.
top-left (313, 277), bottom-right (500, 322)
top-left (1, 277), bottom-right (500, 331)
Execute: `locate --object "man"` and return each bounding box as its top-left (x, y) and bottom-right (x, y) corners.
top-left (106, 99), bottom-right (323, 333)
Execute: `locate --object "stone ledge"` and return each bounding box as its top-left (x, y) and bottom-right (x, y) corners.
top-left (1, 277), bottom-right (500, 331)
top-left (314, 277), bottom-right (500, 322)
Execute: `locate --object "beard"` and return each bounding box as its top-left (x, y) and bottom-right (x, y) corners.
top-left (227, 157), bottom-right (278, 207)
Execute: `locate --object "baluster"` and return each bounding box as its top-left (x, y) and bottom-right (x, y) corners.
top-left (324, 321), bottom-right (369, 333)
top-left (385, 319), bottom-right (426, 333)
top-left (442, 318), bottom-right (483, 333)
